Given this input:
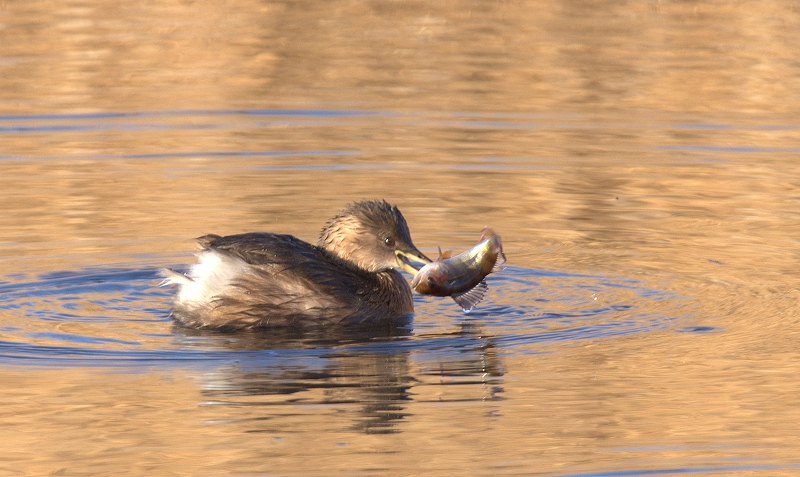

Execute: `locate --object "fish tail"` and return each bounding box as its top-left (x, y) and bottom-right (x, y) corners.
top-left (492, 251), bottom-right (507, 273)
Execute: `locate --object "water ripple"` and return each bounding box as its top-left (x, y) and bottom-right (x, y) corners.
top-left (0, 264), bottom-right (691, 368)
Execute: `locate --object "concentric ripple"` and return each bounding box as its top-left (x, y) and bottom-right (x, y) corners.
top-left (0, 264), bottom-right (692, 368)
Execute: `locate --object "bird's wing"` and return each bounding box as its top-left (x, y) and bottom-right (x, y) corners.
top-left (197, 233), bottom-right (380, 322)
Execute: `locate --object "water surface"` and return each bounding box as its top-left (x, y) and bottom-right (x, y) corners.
top-left (2, 1), bottom-right (800, 476)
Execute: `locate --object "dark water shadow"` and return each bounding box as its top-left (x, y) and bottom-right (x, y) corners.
top-left (174, 320), bottom-right (503, 434)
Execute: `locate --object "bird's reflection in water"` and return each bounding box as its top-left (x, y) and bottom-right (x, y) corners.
top-left (174, 319), bottom-right (504, 434)
top-left (413, 320), bottom-right (505, 403)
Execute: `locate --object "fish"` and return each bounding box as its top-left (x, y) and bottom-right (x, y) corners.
top-left (410, 227), bottom-right (506, 312)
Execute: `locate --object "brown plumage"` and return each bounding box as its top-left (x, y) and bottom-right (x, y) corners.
top-left (161, 200), bottom-right (430, 330)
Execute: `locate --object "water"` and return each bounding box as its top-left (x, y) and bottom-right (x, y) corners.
top-left (0, 265), bottom-right (682, 365)
top-left (3, 1), bottom-right (800, 475)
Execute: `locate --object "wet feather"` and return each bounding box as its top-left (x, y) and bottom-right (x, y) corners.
top-left (161, 200), bottom-right (429, 330)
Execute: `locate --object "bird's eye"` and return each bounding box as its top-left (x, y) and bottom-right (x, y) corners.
top-left (384, 237), bottom-right (396, 247)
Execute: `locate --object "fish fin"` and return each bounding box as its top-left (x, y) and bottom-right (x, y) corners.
top-left (451, 280), bottom-right (488, 312)
top-left (436, 246), bottom-right (455, 260)
top-left (478, 227), bottom-right (496, 242)
top-left (491, 251), bottom-right (507, 273)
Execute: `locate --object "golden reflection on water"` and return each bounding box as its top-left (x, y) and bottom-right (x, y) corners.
top-left (2, 0), bottom-right (800, 475)
top-left (4, 1), bottom-right (800, 115)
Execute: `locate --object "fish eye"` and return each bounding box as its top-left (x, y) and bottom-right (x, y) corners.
top-left (384, 237), bottom-right (396, 247)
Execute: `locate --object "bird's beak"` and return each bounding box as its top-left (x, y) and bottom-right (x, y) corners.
top-left (396, 249), bottom-right (432, 274)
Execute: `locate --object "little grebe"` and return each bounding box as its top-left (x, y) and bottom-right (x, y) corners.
top-left (162, 200), bottom-right (430, 329)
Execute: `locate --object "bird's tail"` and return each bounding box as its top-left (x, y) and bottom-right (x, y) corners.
top-left (159, 268), bottom-right (192, 287)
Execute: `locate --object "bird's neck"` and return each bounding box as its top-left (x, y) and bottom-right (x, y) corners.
top-left (317, 218), bottom-right (374, 271)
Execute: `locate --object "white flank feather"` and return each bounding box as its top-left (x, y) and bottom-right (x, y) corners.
top-left (161, 251), bottom-right (248, 307)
